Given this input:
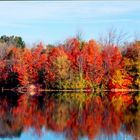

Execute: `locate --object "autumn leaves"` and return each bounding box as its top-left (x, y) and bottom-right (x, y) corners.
top-left (0, 38), bottom-right (139, 90)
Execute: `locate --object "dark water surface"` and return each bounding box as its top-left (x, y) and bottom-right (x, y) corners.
top-left (0, 91), bottom-right (139, 140)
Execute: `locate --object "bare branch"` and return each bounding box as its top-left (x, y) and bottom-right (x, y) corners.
top-left (98, 27), bottom-right (130, 47)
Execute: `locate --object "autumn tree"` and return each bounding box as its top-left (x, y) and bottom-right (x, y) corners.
top-left (31, 43), bottom-right (47, 86)
top-left (109, 69), bottom-right (132, 90)
top-left (124, 41), bottom-right (140, 89)
top-left (102, 45), bottom-right (123, 86)
top-left (45, 46), bottom-right (70, 89)
top-left (0, 43), bottom-right (17, 87)
top-left (64, 38), bottom-right (86, 89)
top-left (81, 40), bottom-right (104, 88)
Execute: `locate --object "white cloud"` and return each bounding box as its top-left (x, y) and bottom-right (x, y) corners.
top-left (0, 1), bottom-right (140, 22)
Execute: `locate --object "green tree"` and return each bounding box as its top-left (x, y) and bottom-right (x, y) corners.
top-left (0, 35), bottom-right (25, 48)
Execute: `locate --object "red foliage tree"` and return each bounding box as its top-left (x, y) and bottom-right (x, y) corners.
top-left (102, 45), bottom-right (123, 85)
top-left (81, 40), bottom-right (104, 85)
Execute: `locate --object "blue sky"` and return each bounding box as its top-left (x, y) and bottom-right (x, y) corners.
top-left (0, 1), bottom-right (140, 45)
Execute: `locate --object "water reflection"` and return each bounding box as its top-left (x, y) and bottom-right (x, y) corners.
top-left (0, 91), bottom-right (139, 140)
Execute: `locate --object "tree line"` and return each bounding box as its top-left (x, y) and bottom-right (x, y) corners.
top-left (0, 35), bottom-right (139, 90)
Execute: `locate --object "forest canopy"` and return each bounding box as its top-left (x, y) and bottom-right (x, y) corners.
top-left (0, 35), bottom-right (139, 91)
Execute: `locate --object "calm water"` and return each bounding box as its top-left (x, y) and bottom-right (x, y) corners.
top-left (0, 91), bottom-right (139, 140)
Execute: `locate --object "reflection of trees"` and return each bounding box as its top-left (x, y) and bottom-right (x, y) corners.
top-left (102, 102), bottom-right (121, 135)
top-left (0, 97), bottom-right (22, 138)
top-left (109, 92), bottom-right (140, 140)
top-left (122, 96), bottom-right (140, 140)
top-left (80, 96), bottom-right (104, 139)
top-left (12, 94), bottom-right (46, 136)
top-left (0, 92), bottom-right (139, 140)
top-left (124, 114), bottom-right (140, 140)
top-left (109, 91), bottom-right (133, 113)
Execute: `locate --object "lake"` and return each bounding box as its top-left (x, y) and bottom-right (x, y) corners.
top-left (0, 91), bottom-right (139, 140)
